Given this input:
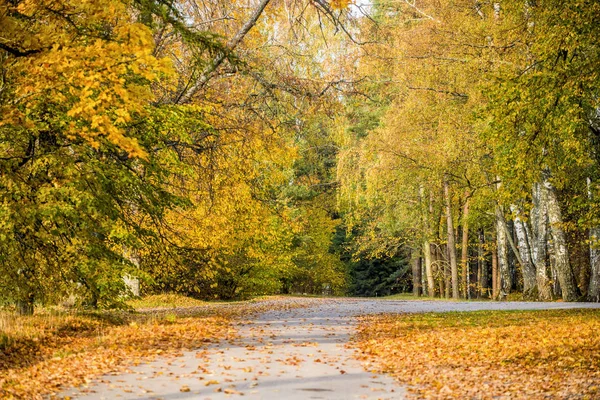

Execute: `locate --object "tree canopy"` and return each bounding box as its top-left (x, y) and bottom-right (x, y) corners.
top-left (1, 0), bottom-right (599, 313)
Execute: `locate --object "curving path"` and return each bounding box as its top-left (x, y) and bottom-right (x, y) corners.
top-left (59, 298), bottom-right (600, 400)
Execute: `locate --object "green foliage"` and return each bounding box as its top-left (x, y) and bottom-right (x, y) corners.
top-left (0, 0), bottom-right (221, 310)
top-left (332, 226), bottom-right (410, 297)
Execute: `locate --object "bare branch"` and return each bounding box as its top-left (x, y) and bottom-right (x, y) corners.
top-left (175, 0), bottom-right (272, 104)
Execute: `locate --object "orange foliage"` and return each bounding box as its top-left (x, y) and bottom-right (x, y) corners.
top-left (0, 311), bottom-right (229, 399)
top-left (0, 297), bottom-right (308, 399)
top-left (354, 309), bottom-right (600, 399)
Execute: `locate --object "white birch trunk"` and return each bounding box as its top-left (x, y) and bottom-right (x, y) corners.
top-left (510, 206), bottom-right (536, 294)
top-left (123, 246), bottom-right (141, 297)
top-left (444, 178), bottom-right (459, 299)
top-left (531, 182), bottom-right (553, 300)
top-left (423, 241), bottom-right (435, 296)
top-left (496, 206), bottom-right (510, 298)
top-left (543, 174), bottom-right (579, 301)
top-left (588, 226), bottom-right (600, 301)
top-left (461, 194), bottom-right (470, 299)
top-left (587, 178), bottom-right (600, 301)
top-left (420, 186), bottom-right (435, 296)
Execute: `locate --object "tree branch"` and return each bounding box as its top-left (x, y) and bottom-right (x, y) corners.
top-left (175, 0), bottom-right (272, 104)
top-left (0, 42), bottom-right (42, 57)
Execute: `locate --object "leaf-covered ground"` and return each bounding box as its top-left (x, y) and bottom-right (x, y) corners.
top-left (354, 309), bottom-right (600, 399)
top-left (0, 296), bottom-right (303, 399)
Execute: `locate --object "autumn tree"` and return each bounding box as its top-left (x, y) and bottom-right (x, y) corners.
top-left (0, 0), bottom-right (202, 313)
top-left (337, 0), bottom-right (600, 302)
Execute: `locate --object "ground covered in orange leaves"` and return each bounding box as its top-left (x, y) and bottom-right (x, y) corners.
top-left (0, 296), bottom-right (303, 399)
top-left (354, 309), bottom-right (600, 399)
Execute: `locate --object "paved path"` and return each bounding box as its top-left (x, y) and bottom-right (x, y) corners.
top-left (60, 298), bottom-right (600, 400)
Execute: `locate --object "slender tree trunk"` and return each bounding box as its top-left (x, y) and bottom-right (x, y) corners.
top-left (123, 246), bottom-right (141, 297)
top-left (421, 258), bottom-right (428, 296)
top-left (412, 254), bottom-right (422, 296)
top-left (423, 241), bottom-right (435, 296)
top-left (434, 244), bottom-right (446, 298)
top-left (495, 206), bottom-right (510, 299)
top-left (420, 186), bottom-right (436, 296)
top-left (16, 293), bottom-right (34, 316)
top-left (478, 229), bottom-right (487, 298)
top-left (492, 243), bottom-right (499, 299)
top-left (510, 222), bottom-right (518, 291)
top-left (588, 178), bottom-right (600, 301)
top-left (531, 182), bottom-right (553, 300)
top-left (444, 252), bottom-right (451, 298)
top-left (438, 257), bottom-right (445, 299)
top-left (511, 206), bottom-right (536, 295)
top-left (434, 191), bottom-right (443, 242)
top-left (543, 174), bottom-right (579, 301)
top-left (461, 194), bottom-right (470, 299)
top-left (589, 227), bottom-right (600, 301)
top-left (548, 239), bottom-right (561, 297)
top-left (430, 245), bottom-right (441, 297)
top-left (444, 178), bottom-right (459, 299)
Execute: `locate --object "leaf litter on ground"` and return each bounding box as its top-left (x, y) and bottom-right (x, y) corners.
top-left (353, 309), bottom-right (600, 399)
top-left (0, 296), bottom-right (309, 399)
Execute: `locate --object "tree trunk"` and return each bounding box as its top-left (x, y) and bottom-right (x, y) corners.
top-left (461, 194), bottom-right (470, 299)
top-left (423, 241), bottom-right (435, 296)
top-left (444, 252), bottom-right (451, 298)
top-left (412, 254), bottom-right (422, 296)
top-left (548, 239), bottom-right (561, 297)
top-left (478, 229), bottom-right (488, 298)
top-left (420, 186), bottom-right (436, 296)
top-left (123, 246), bottom-right (141, 297)
top-left (16, 294), bottom-right (34, 316)
top-left (421, 258), bottom-right (428, 296)
top-left (496, 206), bottom-right (510, 299)
top-left (492, 243), bottom-right (499, 299)
top-left (588, 178), bottom-right (600, 301)
top-left (444, 178), bottom-right (459, 299)
top-left (588, 226), bottom-right (600, 301)
top-left (511, 206), bottom-right (537, 295)
top-left (431, 244), bottom-right (443, 297)
top-left (531, 182), bottom-right (553, 300)
top-left (543, 174), bottom-right (579, 301)
top-left (438, 263), bottom-right (445, 298)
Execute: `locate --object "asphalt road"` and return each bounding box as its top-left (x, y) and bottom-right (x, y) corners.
top-left (59, 297), bottom-right (600, 400)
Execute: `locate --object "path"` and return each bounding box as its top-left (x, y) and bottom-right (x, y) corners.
top-left (59, 298), bottom-right (600, 399)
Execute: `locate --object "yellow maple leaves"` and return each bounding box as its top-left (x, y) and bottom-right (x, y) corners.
top-left (2, 0), bottom-right (173, 158)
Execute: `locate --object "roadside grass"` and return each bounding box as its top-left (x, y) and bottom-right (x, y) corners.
top-left (383, 292), bottom-right (568, 302)
top-left (354, 309), bottom-right (600, 399)
top-left (126, 293), bottom-right (209, 309)
top-left (383, 293), bottom-right (449, 301)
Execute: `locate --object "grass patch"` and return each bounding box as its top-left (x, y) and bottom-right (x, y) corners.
top-left (383, 293), bottom-right (449, 301)
top-left (126, 293), bottom-right (209, 309)
top-left (354, 309), bottom-right (600, 399)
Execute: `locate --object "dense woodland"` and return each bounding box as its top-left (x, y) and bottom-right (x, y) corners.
top-left (1, 0), bottom-right (599, 314)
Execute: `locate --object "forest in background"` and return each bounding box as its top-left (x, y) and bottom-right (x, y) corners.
top-left (1, 0), bottom-right (599, 314)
